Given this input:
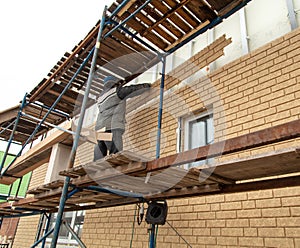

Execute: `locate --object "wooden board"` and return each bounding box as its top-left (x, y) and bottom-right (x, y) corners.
top-left (0, 105), bottom-right (20, 124)
top-left (27, 148), bottom-right (300, 200)
top-left (150, 0), bottom-right (191, 33)
top-left (186, 0), bottom-right (217, 21)
top-left (146, 119), bottom-right (300, 171)
top-left (0, 176), bottom-right (17, 185)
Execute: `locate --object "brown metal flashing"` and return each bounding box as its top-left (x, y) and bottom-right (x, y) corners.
top-left (146, 119), bottom-right (300, 171)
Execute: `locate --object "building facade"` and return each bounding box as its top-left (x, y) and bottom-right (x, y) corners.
top-left (10, 0), bottom-right (300, 247)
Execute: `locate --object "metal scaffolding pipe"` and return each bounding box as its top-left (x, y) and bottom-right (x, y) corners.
top-left (67, 12), bottom-right (106, 170)
top-left (31, 228), bottom-right (54, 248)
top-left (149, 224), bottom-right (157, 248)
top-left (0, 93), bottom-right (27, 174)
top-left (150, 55), bottom-right (167, 248)
top-left (14, 176), bottom-right (23, 198)
top-left (6, 184), bottom-right (13, 202)
top-left (21, 113), bottom-right (74, 135)
top-left (1, 41), bottom-right (94, 178)
top-left (41, 213), bottom-right (52, 248)
top-left (49, 177), bottom-right (70, 248)
top-left (30, 102), bottom-right (70, 119)
top-left (86, 185), bottom-right (144, 199)
top-left (35, 213), bottom-right (45, 244)
top-left (50, 7), bottom-right (107, 248)
top-left (63, 220), bottom-right (87, 248)
top-left (108, 0), bottom-right (132, 19)
top-left (0, 119), bottom-right (16, 136)
top-left (104, 0), bottom-right (152, 39)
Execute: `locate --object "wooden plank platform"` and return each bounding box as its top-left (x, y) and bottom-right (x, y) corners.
top-left (0, 120), bottom-right (299, 216)
top-left (1, 145), bottom-right (300, 217)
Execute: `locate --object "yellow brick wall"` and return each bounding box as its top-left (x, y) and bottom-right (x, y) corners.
top-left (75, 35), bottom-right (233, 163)
top-left (124, 30), bottom-right (300, 160)
top-left (80, 27), bottom-right (300, 247)
top-left (12, 163), bottom-right (48, 247)
top-left (27, 162), bottom-right (48, 191)
top-left (81, 187), bottom-right (300, 248)
top-left (12, 216), bottom-right (40, 248)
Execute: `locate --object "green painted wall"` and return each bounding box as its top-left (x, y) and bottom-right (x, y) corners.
top-left (0, 151), bottom-right (31, 200)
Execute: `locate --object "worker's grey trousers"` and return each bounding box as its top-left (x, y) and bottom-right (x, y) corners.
top-left (93, 129), bottom-right (124, 161)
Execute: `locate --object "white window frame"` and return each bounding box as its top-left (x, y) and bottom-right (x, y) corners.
top-left (183, 110), bottom-right (214, 169)
top-left (46, 210), bottom-right (85, 247)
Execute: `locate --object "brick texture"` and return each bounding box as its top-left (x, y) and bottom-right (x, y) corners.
top-left (12, 215), bottom-right (40, 248)
top-left (77, 26), bottom-right (300, 248)
top-left (12, 24), bottom-right (300, 248)
top-left (12, 163), bottom-right (48, 246)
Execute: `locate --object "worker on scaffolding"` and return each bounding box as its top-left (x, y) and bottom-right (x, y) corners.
top-left (94, 75), bottom-right (151, 161)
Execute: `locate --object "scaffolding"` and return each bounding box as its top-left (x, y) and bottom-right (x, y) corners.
top-left (1, 0), bottom-right (300, 247)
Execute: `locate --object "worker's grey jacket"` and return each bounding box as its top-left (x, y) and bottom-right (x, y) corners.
top-left (95, 83), bottom-right (151, 131)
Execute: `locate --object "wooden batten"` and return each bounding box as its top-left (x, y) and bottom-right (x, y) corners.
top-left (117, 0), bottom-right (135, 17)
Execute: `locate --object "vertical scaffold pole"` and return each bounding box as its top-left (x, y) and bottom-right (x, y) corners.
top-left (41, 213), bottom-right (52, 248)
top-left (50, 7), bottom-right (107, 248)
top-left (150, 55), bottom-right (167, 248)
top-left (35, 213), bottom-right (45, 243)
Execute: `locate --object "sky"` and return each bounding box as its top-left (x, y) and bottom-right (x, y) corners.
top-left (0, 0), bottom-right (114, 153)
top-left (0, 0), bottom-right (114, 112)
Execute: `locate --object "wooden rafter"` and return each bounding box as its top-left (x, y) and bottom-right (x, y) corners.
top-left (142, 0), bottom-right (195, 37)
top-left (117, 0), bottom-right (136, 17)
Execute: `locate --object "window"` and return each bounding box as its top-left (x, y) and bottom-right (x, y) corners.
top-left (183, 112), bottom-right (214, 168)
top-left (45, 210), bottom-right (85, 247)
